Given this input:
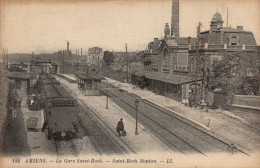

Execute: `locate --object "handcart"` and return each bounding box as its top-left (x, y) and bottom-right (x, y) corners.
top-left (26, 117), bottom-right (38, 132)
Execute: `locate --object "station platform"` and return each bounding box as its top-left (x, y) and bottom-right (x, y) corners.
top-left (17, 87), bottom-right (56, 155)
top-left (55, 75), bottom-right (173, 156)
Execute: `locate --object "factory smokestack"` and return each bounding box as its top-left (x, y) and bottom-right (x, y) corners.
top-left (67, 41), bottom-right (69, 52)
top-left (171, 0), bottom-right (179, 37)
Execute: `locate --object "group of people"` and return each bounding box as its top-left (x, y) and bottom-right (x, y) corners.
top-left (26, 94), bottom-right (40, 110)
top-left (13, 90), bottom-right (23, 108)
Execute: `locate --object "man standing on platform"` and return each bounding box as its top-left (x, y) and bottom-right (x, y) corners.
top-left (116, 118), bottom-right (124, 136)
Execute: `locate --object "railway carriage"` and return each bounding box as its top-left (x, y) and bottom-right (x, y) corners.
top-left (39, 73), bottom-right (56, 80)
top-left (39, 74), bottom-right (60, 94)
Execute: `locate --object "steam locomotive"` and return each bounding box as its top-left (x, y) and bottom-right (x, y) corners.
top-left (40, 74), bottom-right (79, 140)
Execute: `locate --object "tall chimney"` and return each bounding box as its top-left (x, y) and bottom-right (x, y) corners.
top-left (171, 0), bottom-right (179, 37)
top-left (67, 41), bottom-right (69, 52)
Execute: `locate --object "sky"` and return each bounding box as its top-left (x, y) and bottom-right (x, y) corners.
top-left (1, 0), bottom-right (260, 54)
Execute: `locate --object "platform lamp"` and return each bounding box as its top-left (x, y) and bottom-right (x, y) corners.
top-left (105, 89), bottom-right (109, 109)
top-left (135, 99), bottom-right (139, 135)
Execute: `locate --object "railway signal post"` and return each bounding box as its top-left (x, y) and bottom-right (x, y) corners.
top-left (135, 99), bottom-right (139, 135)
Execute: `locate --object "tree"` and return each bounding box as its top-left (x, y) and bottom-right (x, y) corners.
top-left (209, 51), bottom-right (260, 95)
top-left (103, 51), bottom-right (115, 66)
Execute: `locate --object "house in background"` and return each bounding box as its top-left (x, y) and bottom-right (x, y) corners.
top-left (189, 11), bottom-right (257, 75)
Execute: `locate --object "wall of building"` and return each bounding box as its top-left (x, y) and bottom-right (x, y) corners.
top-left (232, 95), bottom-right (260, 109)
top-left (85, 90), bottom-right (100, 96)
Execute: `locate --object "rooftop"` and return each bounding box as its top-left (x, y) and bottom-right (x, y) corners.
top-left (6, 71), bottom-right (38, 79)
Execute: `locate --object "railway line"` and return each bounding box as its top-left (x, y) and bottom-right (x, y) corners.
top-left (52, 101), bottom-right (127, 156)
top-left (39, 74), bottom-right (130, 157)
top-left (77, 99), bottom-right (135, 155)
top-left (53, 82), bottom-right (133, 157)
top-left (53, 74), bottom-right (248, 156)
top-left (52, 98), bottom-right (127, 156)
top-left (55, 140), bottom-right (77, 156)
top-left (100, 81), bottom-right (248, 156)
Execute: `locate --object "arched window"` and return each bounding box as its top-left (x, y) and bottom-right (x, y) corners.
top-left (200, 57), bottom-right (204, 70)
top-left (229, 34), bottom-right (239, 45)
top-left (163, 49), bottom-right (169, 66)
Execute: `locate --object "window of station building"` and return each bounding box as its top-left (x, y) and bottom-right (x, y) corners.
top-left (229, 34), bottom-right (239, 46)
top-left (177, 53), bottom-right (188, 70)
top-left (163, 49), bottom-right (170, 67)
top-left (190, 58), bottom-right (195, 72)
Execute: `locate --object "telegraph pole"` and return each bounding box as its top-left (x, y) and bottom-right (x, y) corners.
top-left (194, 22), bottom-right (202, 107)
top-left (126, 44), bottom-right (129, 82)
top-left (66, 41), bottom-right (69, 60)
top-left (81, 48), bottom-right (82, 57)
top-left (226, 7), bottom-right (229, 28)
top-left (98, 56), bottom-right (100, 74)
top-left (6, 48), bottom-right (8, 70)
top-left (2, 49), bottom-right (6, 69)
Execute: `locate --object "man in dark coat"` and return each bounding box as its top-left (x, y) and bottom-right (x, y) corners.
top-left (116, 118), bottom-right (124, 136)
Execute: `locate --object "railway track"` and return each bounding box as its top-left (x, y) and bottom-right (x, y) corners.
top-left (53, 101), bottom-right (127, 156)
top-left (53, 74), bottom-right (248, 156)
top-left (77, 99), bottom-right (135, 156)
top-left (101, 81), bottom-right (248, 156)
top-left (54, 135), bottom-right (100, 157)
top-left (53, 102), bottom-right (127, 156)
top-left (51, 77), bottom-right (134, 156)
top-left (55, 140), bottom-right (77, 157)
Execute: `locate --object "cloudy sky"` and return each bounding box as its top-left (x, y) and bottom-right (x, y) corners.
top-left (1, 0), bottom-right (259, 54)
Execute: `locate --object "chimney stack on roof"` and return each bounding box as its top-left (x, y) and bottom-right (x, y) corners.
top-left (187, 37), bottom-right (191, 44)
top-left (237, 26), bottom-right (243, 31)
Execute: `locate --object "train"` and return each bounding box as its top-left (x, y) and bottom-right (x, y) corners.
top-left (40, 73), bottom-right (79, 140)
top-left (38, 74), bottom-right (60, 94)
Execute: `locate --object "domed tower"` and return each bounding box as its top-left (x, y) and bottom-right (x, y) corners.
top-left (164, 23), bottom-right (171, 37)
top-left (210, 12), bottom-right (224, 31)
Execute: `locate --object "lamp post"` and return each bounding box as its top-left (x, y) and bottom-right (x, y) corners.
top-left (106, 89), bottom-right (109, 109)
top-left (135, 99), bottom-right (139, 135)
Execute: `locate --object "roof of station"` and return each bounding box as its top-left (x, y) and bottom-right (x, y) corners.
top-left (6, 71), bottom-right (38, 79)
top-left (76, 73), bottom-right (105, 81)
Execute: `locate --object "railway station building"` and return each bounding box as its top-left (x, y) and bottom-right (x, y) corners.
top-left (131, 22), bottom-right (198, 103)
top-left (187, 12), bottom-right (258, 105)
top-left (6, 71), bottom-right (38, 95)
top-left (131, 1), bottom-right (258, 105)
top-left (189, 12), bottom-right (258, 76)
